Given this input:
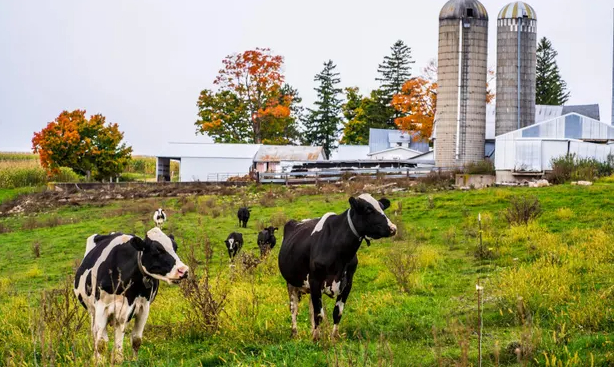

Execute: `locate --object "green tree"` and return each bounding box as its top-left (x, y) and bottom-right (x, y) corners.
top-left (536, 37), bottom-right (570, 105)
top-left (304, 60), bottom-right (343, 158)
top-left (32, 110), bottom-right (132, 181)
top-left (341, 88), bottom-right (394, 144)
top-left (376, 40), bottom-right (415, 99)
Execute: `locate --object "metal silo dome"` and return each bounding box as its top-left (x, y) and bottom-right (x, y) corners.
top-left (498, 1), bottom-right (537, 20)
top-left (439, 0), bottom-right (489, 20)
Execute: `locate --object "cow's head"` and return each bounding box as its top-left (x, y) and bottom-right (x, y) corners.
top-left (348, 194), bottom-right (397, 239)
top-left (132, 227), bottom-right (189, 284)
top-left (265, 226), bottom-right (278, 237)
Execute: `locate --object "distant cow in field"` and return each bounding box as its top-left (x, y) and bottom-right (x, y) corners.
top-left (257, 226), bottom-right (278, 256)
top-left (153, 208), bottom-right (167, 228)
top-left (74, 227), bottom-right (188, 363)
top-left (225, 232), bottom-right (244, 259)
top-left (237, 207), bottom-right (250, 228)
top-left (278, 194), bottom-right (396, 340)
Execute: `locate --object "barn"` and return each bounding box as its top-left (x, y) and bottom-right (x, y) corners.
top-left (495, 113), bottom-right (614, 182)
top-left (156, 142), bottom-right (261, 182)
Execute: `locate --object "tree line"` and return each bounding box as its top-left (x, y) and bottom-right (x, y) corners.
top-left (31, 38), bottom-right (569, 179)
top-left (195, 37), bottom-right (569, 158)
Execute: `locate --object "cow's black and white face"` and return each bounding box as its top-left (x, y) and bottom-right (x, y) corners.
top-left (134, 227), bottom-right (189, 284)
top-left (349, 194), bottom-right (396, 239)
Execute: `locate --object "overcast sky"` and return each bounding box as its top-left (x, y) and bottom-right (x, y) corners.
top-left (1, 0), bottom-right (613, 154)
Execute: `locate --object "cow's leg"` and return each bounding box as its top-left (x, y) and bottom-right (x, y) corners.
top-left (93, 302), bottom-right (109, 360)
top-left (332, 284), bottom-right (352, 339)
top-left (112, 320), bottom-right (127, 364)
top-left (287, 284), bottom-right (299, 337)
top-left (332, 264), bottom-right (357, 340)
top-left (309, 280), bottom-right (324, 341)
top-left (131, 301), bottom-right (150, 359)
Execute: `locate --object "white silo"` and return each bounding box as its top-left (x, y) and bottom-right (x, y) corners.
top-left (435, 0), bottom-right (489, 168)
top-left (496, 2), bottom-right (537, 136)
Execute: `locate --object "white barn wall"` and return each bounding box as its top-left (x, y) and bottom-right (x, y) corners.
top-left (179, 157), bottom-right (254, 182)
top-left (370, 149), bottom-right (421, 161)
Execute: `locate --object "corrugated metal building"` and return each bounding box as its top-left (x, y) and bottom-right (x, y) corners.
top-left (254, 146), bottom-right (325, 173)
top-left (495, 113), bottom-right (614, 182)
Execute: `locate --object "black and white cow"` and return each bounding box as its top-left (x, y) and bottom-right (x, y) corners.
top-left (153, 208), bottom-right (167, 228)
top-left (237, 207), bottom-right (250, 228)
top-left (278, 194), bottom-right (396, 340)
top-left (257, 226), bottom-right (278, 257)
top-left (74, 227), bottom-right (188, 363)
top-left (225, 232), bottom-right (244, 259)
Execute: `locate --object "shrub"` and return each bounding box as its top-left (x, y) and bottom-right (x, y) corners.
top-left (270, 211), bottom-right (288, 229)
top-left (387, 242), bottom-right (420, 293)
top-left (464, 160), bottom-right (495, 175)
top-left (259, 191), bottom-right (276, 207)
top-left (504, 195), bottom-right (542, 226)
top-left (32, 241), bottom-right (41, 258)
top-left (548, 153), bottom-right (614, 184)
top-left (180, 237), bottom-right (229, 334)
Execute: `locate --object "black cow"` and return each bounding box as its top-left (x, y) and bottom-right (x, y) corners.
top-left (257, 226), bottom-right (278, 256)
top-left (237, 207), bottom-right (250, 228)
top-left (74, 227), bottom-right (189, 363)
top-left (278, 194), bottom-right (396, 341)
top-left (225, 232), bottom-right (244, 259)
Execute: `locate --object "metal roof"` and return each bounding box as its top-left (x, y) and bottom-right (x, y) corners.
top-left (157, 143), bottom-right (262, 159)
top-left (440, 0), bottom-right (488, 20)
top-left (367, 146), bottom-right (423, 156)
top-left (254, 145), bottom-right (324, 162)
top-left (498, 2), bottom-right (537, 20)
top-left (485, 104), bottom-right (601, 140)
top-left (330, 145), bottom-right (370, 161)
top-left (496, 113), bottom-right (614, 141)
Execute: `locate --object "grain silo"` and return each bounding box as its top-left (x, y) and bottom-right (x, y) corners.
top-left (436, 0), bottom-right (489, 168)
top-left (496, 2), bottom-right (537, 136)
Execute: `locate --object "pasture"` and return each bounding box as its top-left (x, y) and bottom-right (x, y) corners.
top-left (0, 183), bottom-right (613, 366)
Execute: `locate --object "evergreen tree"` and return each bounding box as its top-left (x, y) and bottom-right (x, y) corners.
top-left (376, 40), bottom-right (415, 99)
top-left (304, 60), bottom-right (343, 158)
top-left (536, 37), bottom-right (570, 105)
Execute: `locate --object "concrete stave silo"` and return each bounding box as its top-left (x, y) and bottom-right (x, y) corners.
top-left (496, 2), bottom-right (537, 136)
top-left (436, 0), bottom-right (489, 168)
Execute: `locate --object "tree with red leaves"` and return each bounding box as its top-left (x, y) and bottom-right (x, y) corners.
top-left (196, 48), bottom-right (299, 144)
top-left (32, 110), bottom-right (132, 180)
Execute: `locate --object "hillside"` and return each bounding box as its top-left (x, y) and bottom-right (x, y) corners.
top-left (0, 183), bottom-right (612, 366)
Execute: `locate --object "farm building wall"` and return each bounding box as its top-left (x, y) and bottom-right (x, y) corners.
top-left (179, 157), bottom-right (254, 182)
top-left (369, 148), bottom-right (422, 161)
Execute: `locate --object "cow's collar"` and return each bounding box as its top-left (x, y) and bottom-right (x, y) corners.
top-left (347, 209), bottom-right (371, 246)
top-left (137, 251), bottom-right (153, 289)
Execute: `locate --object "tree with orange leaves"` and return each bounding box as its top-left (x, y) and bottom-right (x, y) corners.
top-left (195, 48), bottom-right (299, 144)
top-left (32, 110), bottom-right (132, 180)
top-left (391, 77), bottom-right (437, 140)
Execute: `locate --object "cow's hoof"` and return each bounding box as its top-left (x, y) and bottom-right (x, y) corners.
top-left (96, 340), bottom-right (107, 354)
top-left (291, 328), bottom-right (298, 338)
top-left (112, 352), bottom-right (124, 365)
top-left (312, 328), bottom-right (320, 342)
top-left (132, 337), bottom-right (142, 358)
top-left (331, 328), bottom-right (340, 340)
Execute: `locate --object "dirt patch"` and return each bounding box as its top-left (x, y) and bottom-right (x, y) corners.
top-left (0, 179), bottom-right (416, 217)
top-left (0, 184), bottom-right (241, 217)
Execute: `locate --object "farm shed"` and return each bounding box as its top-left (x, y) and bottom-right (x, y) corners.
top-left (330, 145), bottom-right (370, 161)
top-left (495, 113), bottom-right (614, 183)
top-left (254, 146), bottom-right (325, 173)
top-left (156, 143), bottom-right (261, 182)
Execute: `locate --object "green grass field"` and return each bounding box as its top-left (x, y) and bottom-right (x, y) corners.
top-left (0, 184), bottom-right (613, 366)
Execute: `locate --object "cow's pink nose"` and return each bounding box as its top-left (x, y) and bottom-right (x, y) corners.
top-left (177, 265), bottom-right (189, 278)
